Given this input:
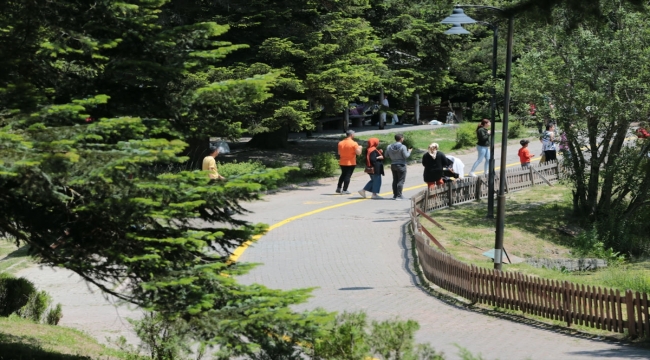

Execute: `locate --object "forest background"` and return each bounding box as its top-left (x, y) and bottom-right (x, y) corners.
top-left (2, 0), bottom-right (650, 358)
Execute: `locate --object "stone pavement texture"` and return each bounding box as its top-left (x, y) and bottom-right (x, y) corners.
top-left (236, 140), bottom-right (650, 360)
top-left (13, 135), bottom-right (650, 359)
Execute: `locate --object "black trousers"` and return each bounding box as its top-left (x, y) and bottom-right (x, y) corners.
top-left (337, 165), bottom-right (356, 190)
top-left (544, 150), bottom-right (557, 162)
top-left (391, 164), bottom-right (407, 197)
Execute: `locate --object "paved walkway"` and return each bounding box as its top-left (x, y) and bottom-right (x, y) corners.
top-left (15, 137), bottom-right (650, 359)
top-left (236, 140), bottom-right (650, 360)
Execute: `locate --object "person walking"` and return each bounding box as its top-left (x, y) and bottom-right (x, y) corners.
top-left (336, 130), bottom-right (362, 194)
top-left (386, 134), bottom-right (412, 200)
top-left (422, 143), bottom-right (448, 189)
top-left (202, 145), bottom-right (226, 180)
top-left (379, 95), bottom-right (389, 128)
top-left (469, 119), bottom-right (491, 177)
top-left (540, 124), bottom-right (558, 163)
top-left (518, 139), bottom-right (534, 168)
top-left (358, 138), bottom-right (384, 199)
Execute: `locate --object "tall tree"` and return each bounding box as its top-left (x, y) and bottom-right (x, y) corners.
top-left (512, 2), bottom-right (650, 254)
top-left (0, 1), bottom-right (326, 356)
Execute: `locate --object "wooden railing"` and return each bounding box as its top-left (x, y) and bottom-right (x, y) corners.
top-left (409, 161), bottom-right (650, 337)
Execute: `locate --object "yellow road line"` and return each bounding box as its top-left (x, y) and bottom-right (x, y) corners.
top-left (228, 155), bottom-right (543, 262)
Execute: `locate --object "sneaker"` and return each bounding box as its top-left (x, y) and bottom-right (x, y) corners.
top-left (371, 194), bottom-right (383, 199)
top-left (469, 172), bottom-right (477, 177)
top-left (394, 195), bottom-right (405, 200)
top-left (335, 188), bottom-right (341, 194)
top-left (358, 190), bottom-right (367, 198)
top-left (341, 190), bottom-right (351, 195)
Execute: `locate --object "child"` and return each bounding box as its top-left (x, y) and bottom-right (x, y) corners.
top-left (518, 139), bottom-right (534, 168)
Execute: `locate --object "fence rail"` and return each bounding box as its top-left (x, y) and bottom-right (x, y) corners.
top-left (410, 161), bottom-right (650, 337)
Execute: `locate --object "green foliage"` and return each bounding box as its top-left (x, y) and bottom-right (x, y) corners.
top-left (507, 121), bottom-right (525, 139)
top-left (18, 290), bottom-right (51, 323)
top-left (122, 312), bottom-right (202, 360)
top-left (312, 312), bottom-right (445, 360)
top-left (369, 319), bottom-right (444, 360)
top-left (572, 226), bottom-right (626, 265)
top-left (454, 123), bottom-right (476, 149)
top-left (45, 303), bottom-right (63, 326)
top-left (601, 267), bottom-right (650, 294)
top-left (0, 0), bottom-right (318, 354)
top-left (314, 312), bottom-right (371, 359)
top-left (0, 275), bottom-right (36, 317)
top-left (217, 160), bottom-right (267, 178)
top-left (311, 153), bottom-right (339, 177)
top-left (512, 5), bottom-right (650, 255)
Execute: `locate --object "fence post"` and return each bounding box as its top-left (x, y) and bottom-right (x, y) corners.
top-left (529, 166), bottom-right (535, 187)
top-left (564, 281), bottom-right (571, 327)
top-left (474, 177), bottom-right (482, 200)
top-left (448, 182), bottom-right (453, 207)
top-left (626, 290), bottom-right (637, 338)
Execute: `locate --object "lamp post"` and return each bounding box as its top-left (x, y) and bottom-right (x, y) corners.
top-left (441, 5), bottom-right (515, 270)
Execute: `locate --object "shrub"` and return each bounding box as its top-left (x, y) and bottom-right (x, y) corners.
top-left (45, 303), bottom-right (63, 325)
top-left (311, 152), bottom-right (338, 177)
top-left (18, 290), bottom-right (51, 323)
top-left (217, 160), bottom-right (266, 178)
top-left (0, 274), bottom-right (36, 317)
top-left (508, 120), bottom-right (525, 139)
top-left (454, 123), bottom-right (476, 149)
top-left (402, 137), bottom-right (416, 150)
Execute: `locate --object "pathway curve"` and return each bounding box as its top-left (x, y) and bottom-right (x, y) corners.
top-left (237, 140), bottom-right (650, 360)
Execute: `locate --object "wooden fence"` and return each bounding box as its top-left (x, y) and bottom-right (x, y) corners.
top-left (409, 161), bottom-right (650, 337)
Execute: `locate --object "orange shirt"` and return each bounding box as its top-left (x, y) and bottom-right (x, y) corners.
top-left (338, 138), bottom-right (359, 166)
top-left (518, 147), bottom-right (533, 164)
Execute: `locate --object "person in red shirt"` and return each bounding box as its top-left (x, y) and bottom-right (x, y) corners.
top-left (636, 122), bottom-right (650, 139)
top-left (518, 139), bottom-right (534, 168)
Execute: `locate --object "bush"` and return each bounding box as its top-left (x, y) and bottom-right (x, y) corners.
top-left (402, 137), bottom-right (416, 150)
top-left (18, 290), bottom-right (51, 322)
top-left (0, 274), bottom-right (36, 317)
top-left (217, 160), bottom-right (266, 178)
top-left (311, 152), bottom-right (338, 177)
top-left (45, 303), bottom-right (63, 325)
top-left (508, 120), bottom-right (525, 139)
top-left (454, 123), bottom-right (476, 149)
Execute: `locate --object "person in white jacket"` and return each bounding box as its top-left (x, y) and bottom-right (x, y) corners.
top-left (445, 155), bottom-right (465, 180)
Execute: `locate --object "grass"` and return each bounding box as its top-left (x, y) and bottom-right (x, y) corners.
top-left (0, 316), bottom-right (128, 359)
top-left (421, 183), bottom-right (650, 294)
top-left (0, 241), bottom-right (33, 274)
top-left (355, 122), bottom-right (536, 153)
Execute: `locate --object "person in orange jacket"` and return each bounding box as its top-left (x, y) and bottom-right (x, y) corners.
top-left (518, 139), bottom-right (535, 168)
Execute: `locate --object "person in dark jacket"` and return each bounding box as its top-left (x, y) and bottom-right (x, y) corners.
top-left (469, 119), bottom-right (491, 177)
top-left (386, 133), bottom-right (412, 200)
top-left (422, 143), bottom-right (448, 189)
top-left (358, 138), bottom-right (385, 199)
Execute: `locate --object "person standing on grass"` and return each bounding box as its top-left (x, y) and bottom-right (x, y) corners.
top-left (469, 119), bottom-right (491, 177)
top-left (422, 143), bottom-right (448, 189)
top-left (540, 124), bottom-right (558, 163)
top-left (202, 145), bottom-right (226, 180)
top-left (358, 138), bottom-right (384, 199)
top-left (518, 139), bottom-right (534, 168)
top-left (336, 130), bottom-right (362, 195)
top-left (386, 134), bottom-right (412, 200)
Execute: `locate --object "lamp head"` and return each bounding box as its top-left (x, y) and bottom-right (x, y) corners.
top-left (440, 6), bottom-right (477, 25)
top-left (444, 23), bottom-right (471, 35)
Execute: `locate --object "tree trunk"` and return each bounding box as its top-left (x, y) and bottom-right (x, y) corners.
top-left (248, 126), bottom-right (289, 149)
top-left (183, 136), bottom-right (210, 170)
